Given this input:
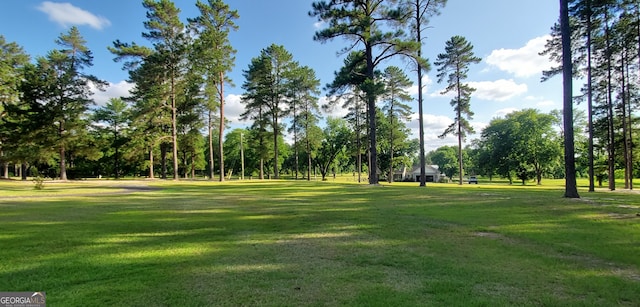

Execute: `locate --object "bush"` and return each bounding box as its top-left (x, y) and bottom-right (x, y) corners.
top-left (33, 176), bottom-right (45, 190)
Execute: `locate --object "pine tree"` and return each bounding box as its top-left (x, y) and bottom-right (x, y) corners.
top-left (381, 66), bottom-right (413, 183)
top-left (435, 35), bottom-right (481, 185)
top-left (188, 0), bottom-right (238, 181)
top-left (402, 0), bottom-right (448, 186)
top-left (310, 0), bottom-right (418, 184)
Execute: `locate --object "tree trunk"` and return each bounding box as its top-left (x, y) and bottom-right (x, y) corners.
top-left (161, 143), bottom-right (167, 179)
top-left (209, 110), bottom-right (214, 180)
top-left (366, 43), bottom-right (378, 185)
top-left (59, 145), bottom-right (67, 181)
top-left (1, 150), bottom-right (7, 179)
top-left (587, 0), bottom-right (595, 192)
top-left (149, 147), bottom-right (155, 179)
top-left (560, 0), bottom-right (579, 198)
top-left (621, 52), bottom-right (629, 189)
top-left (389, 112), bottom-right (394, 184)
top-left (415, 0), bottom-right (427, 188)
top-left (456, 78), bottom-right (464, 185)
top-left (273, 113), bottom-right (280, 179)
top-left (605, 7), bottom-right (615, 191)
top-left (219, 72), bottom-right (225, 182)
top-left (171, 75), bottom-right (179, 180)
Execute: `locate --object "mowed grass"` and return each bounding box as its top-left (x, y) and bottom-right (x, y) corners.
top-left (0, 180), bottom-right (639, 306)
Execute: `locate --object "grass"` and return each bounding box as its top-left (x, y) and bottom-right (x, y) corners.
top-left (0, 179), bottom-right (639, 306)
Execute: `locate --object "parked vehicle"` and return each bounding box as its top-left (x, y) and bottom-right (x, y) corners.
top-left (468, 176), bottom-right (478, 184)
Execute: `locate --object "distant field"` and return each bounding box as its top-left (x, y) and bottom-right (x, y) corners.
top-left (0, 179), bottom-right (638, 306)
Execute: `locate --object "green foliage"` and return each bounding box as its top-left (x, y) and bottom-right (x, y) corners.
top-left (478, 109), bottom-right (562, 185)
top-left (315, 117), bottom-right (352, 180)
top-left (311, 0), bottom-right (420, 184)
top-left (241, 44), bottom-right (301, 179)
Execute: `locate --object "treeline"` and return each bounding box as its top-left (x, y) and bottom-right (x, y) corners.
top-left (1, 0), bottom-right (439, 182)
top-left (542, 0), bottom-right (640, 191)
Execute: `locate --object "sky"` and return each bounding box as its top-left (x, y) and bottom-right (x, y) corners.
top-left (0, 0), bottom-right (566, 152)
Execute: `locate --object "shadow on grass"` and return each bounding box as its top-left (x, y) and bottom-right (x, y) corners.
top-left (0, 181), bottom-right (639, 306)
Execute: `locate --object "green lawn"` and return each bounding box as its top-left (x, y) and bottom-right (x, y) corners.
top-left (0, 180), bottom-right (639, 306)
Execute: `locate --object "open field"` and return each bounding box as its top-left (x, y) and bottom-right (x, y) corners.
top-left (0, 179), bottom-right (639, 306)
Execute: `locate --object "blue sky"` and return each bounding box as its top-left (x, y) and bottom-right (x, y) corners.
top-left (0, 0), bottom-right (565, 152)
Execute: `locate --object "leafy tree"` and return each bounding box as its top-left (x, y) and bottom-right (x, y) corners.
top-left (315, 117), bottom-right (351, 180)
top-left (479, 109), bottom-right (562, 185)
top-left (434, 35), bottom-right (481, 184)
top-left (311, 0), bottom-right (418, 184)
top-left (380, 66), bottom-right (413, 183)
top-left (428, 146), bottom-right (458, 179)
top-left (188, 0), bottom-right (239, 181)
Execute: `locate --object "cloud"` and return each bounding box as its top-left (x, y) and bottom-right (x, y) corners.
top-left (430, 79), bottom-right (527, 102)
top-left (467, 79), bottom-right (528, 101)
top-left (408, 75), bottom-right (433, 96)
top-left (313, 20), bottom-right (326, 29)
top-left (320, 95), bottom-right (350, 119)
top-left (37, 1), bottom-right (111, 30)
top-left (224, 94), bottom-right (247, 124)
top-left (90, 81), bottom-right (134, 106)
top-left (486, 35), bottom-right (553, 78)
top-left (494, 107), bottom-right (520, 118)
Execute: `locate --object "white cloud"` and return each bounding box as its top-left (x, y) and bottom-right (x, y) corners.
top-left (430, 79), bottom-right (527, 102)
top-left (313, 20), bottom-right (326, 29)
top-left (536, 100), bottom-right (556, 108)
top-left (320, 95), bottom-right (350, 119)
top-left (486, 35), bottom-right (553, 78)
top-left (90, 81), bottom-right (134, 106)
top-left (467, 79), bottom-right (528, 101)
top-left (494, 107), bottom-right (520, 118)
top-left (408, 75), bottom-right (433, 96)
top-left (37, 1), bottom-right (111, 30)
top-left (526, 95), bottom-right (557, 108)
top-left (224, 94), bottom-right (247, 124)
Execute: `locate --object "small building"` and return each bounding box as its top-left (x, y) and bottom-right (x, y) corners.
top-left (393, 165), bottom-right (443, 182)
top-left (413, 165), bottom-right (442, 183)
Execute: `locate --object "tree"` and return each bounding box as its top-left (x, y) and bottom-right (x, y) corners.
top-left (478, 109), bottom-right (562, 185)
top-left (324, 51), bottom-right (368, 182)
top-left (111, 0), bottom-right (187, 180)
top-left (434, 35), bottom-right (481, 185)
top-left (380, 66), bottom-right (413, 183)
top-left (43, 27), bottom-right (105, 180)
top-left (310, 0), bottom-right (418, 184)
top-left (428, 146), bottom-right (458, 179)
top-left (93, 98), bottom-right (130, 179)
top-left (403, 0), bottom-right (448, 186)
top-left (188, 0), bottom-right (239, 181)
top-left (223, 128), bottom-right (246, 179)
top-left (0, 35), bottom-right (29, 178)
top-left (288, 65), bottom-right (322, 180)
top-left (561, 0), bottom-right (580, 197)
top-left (315, 117), bottom-right (351, 180)
top-left (241, 44), bottom-right (298, 179)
